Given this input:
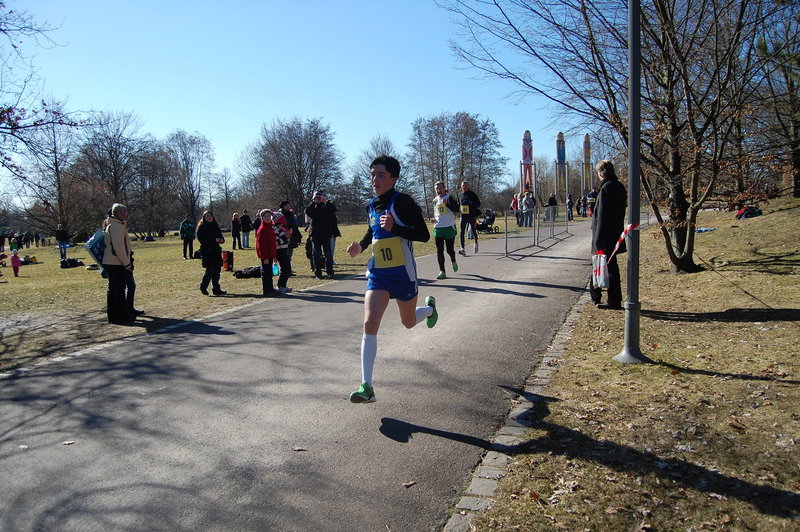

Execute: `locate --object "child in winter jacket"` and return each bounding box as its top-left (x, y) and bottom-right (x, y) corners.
top-left (11, 249), bottom-right (22, 276)
top-left (255, 210), bottom-right (279, 297)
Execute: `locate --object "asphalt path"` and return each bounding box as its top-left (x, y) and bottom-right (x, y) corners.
top-left (1, 221), bottom-right (592, 532)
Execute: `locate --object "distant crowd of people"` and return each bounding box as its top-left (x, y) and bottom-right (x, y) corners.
top-left (0, 231), bottom-right (53, 252)
top-left (508, 186), bottom-right (599, 226)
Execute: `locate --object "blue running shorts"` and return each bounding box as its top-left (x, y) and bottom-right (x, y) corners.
top-left (366, 276), bottom-right (418, 301)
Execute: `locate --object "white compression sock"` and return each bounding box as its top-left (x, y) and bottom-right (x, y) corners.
top-left (415, 305), bottom-right (433, 325)
top-left (361, 334), bottom-right (377, 385)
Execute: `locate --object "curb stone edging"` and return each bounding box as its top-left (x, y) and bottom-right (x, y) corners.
top-left (443, 290), bottom-right (591, 531)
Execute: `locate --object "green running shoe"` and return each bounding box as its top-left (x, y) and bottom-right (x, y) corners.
top-left (349, 382), bottom-right (376, 403)
top-left (436, 271), bottom-right (446, 279)
top-left (425, 295), bottom-right (438, 328)
top-left (452, 261), bottom-right (458, 272)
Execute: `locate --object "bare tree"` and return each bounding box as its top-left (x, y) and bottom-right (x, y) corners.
top-left (12, 100), bottom-right (89, 235)
top-left (406, 111), bottom-right (507, 216)
top-left (0, 4), bottom-right (74, 178)
top-left (165, 129), bottom-right (214, 220)
top-left (441, 0), bottom-right (777, 272)
top-left (129, 141), bottom-right (178, 237)
top-left (241, 117), bottom-right (343, 212)
top-left (756, 1), bottom-right (800, 198)
top-left (78, 111), bottom-right (147, 205)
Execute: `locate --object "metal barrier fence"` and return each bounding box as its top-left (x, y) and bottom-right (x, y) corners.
top-left (503, 208), bottom-right (652, 257)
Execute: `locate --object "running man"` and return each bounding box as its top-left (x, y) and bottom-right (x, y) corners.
top-left (346, 155), bottom-right (439, 403)
top-left (432, 181), bottom-right (459, 279)
top-left (458, 181), bottom-right (481, 255)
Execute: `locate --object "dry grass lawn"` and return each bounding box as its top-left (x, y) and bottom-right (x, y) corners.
top-left (472, 197), bottom-right (800, 530)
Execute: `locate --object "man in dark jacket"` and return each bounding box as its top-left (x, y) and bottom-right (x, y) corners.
top-left (55, 224), bottom-right (70, 261)
top-left (458, 181), bottom-right (481, 255)
top-left (305, 190), bottom-right (335, 279)
top-left (239, 210), bottom-right (252, 248)
top-left (280, 200), bottom-right (301, 275)
top-left (590, 160), bottom-right (627, 310)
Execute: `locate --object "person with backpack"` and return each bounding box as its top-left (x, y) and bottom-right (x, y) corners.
top-left (179, 214), bottom-right (196, 260)
top-left (196, 211), bottom-right (226, 296)
top-left (239, 210), bottom-right (253, 248)
top-left (102, 203), bottom-right (134, 324)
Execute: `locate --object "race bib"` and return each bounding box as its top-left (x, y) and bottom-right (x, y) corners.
top-left (435, 203), bottom-right (447, 216)
top-left (460, 205), bottom-right (470, 215)
top-left (373, 237), bottom-right (404, 268)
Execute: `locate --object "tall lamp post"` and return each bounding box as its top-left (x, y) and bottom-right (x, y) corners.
top-left (614, 0), bottom-right (650, 364)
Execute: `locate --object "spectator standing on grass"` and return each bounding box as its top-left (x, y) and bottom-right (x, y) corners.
top-left (179, 214), bottom-right (196, 260)
top-left (239, 210), bottom-right (252, 248)
top-left (196, 211), bottom-right (226, 296)
top-left (55, 224), bottom-right (69, 261)
top-left (102, 208), bottom-right (144, 317)
top-left (432, 180), bottom-right (460, 280)
top-left (590, 160), bottom-right (627, 310)
top-left (458, 181), bottom-right (481, 256)
top-left (0, 232), bottom-right (5, 251)
top-left (256, 209), bottom-right (280, 297)
top-left (230, 213), bottom-right (242, 250)
top-left (10, 249), bottom-right (21, 277)
top-left (327, 199), bottom-right (341, 266)
top-left (279, 200), bottom-right (301, 275)
top-left (305, 190), bottom-right (335, 279)
top-left (102, 203), bottom-right (134, 324)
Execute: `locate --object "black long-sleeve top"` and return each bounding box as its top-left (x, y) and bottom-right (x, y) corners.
top-left (357, 189), bottom-right (430, 252)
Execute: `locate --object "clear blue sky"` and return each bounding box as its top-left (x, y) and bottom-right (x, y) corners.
top-left (23, 0), bottom-right (570, 185)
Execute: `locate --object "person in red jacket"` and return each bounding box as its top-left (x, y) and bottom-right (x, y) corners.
top-left (255, 209), bottom-right (280, 297)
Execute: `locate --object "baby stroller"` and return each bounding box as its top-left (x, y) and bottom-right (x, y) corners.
top-left (475, 209), bottom-right (499, 234)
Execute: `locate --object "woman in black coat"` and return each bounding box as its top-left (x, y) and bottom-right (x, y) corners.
top-left (196, 211), bottom-right (226, 296)
top-left (590, 160), bottom-right (627, 309)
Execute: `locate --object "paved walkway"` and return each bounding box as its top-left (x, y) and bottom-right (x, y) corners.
top-left (0, 222), bottom-right (593, 531)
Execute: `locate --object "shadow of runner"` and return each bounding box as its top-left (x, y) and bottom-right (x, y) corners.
top-left (380, 417), bottom-right (491, 449)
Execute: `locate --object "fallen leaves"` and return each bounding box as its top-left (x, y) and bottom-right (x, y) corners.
top-left (726, 418), bottom-right (747, 433)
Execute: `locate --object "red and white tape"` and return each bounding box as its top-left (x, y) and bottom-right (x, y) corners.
top-left (608, 223), bottom-right (640, 260)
